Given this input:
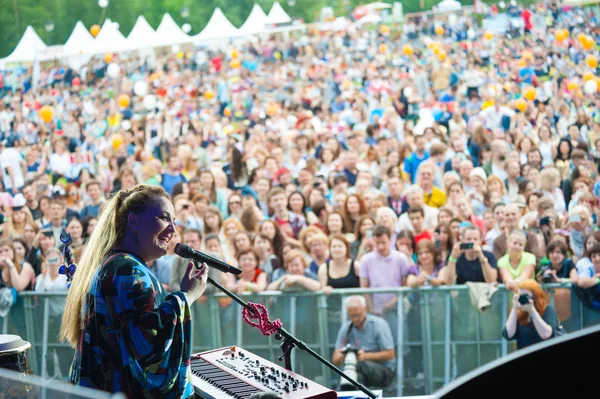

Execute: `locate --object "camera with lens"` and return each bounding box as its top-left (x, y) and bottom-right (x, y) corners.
top-left (339, 344), bottom-right (359, 390)
top-left (539, 260), bottom-right (553, 283)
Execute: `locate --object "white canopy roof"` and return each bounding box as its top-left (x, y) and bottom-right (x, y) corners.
top-left (154, 13), bottom-right (193, 47)
top-left (365, 2), bottom-right (392, 9)
top-left (195, 8), bottom-right (240, 41)
top-left (266, 2), bottom-right (292, 25)
top-left (90, 19), bottom-right (128, 54)
top-left (125, 16), bottom-right (160, 51)
top-left (63, 21), bottom-right (95, 57)
top-left (437, 0), bottom-right (462, 12)
top-left (238, 4), bottom-right (268, 35)
top-left (2, 26), bottom-right (47, 63)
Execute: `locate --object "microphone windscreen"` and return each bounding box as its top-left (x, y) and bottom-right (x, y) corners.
top-left (174, 243), bottom-right (192, 258)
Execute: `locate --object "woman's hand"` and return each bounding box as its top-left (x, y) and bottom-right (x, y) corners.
top-left (506, 280), bottom-right (517, 291)
top-left (323, 285), bottom-right (334, 295)
top-left (512, 293), bottom-right (520, 308)
top-left (417, 272), bottom-right (429, 286)
top-left (520, 297), bottom-right (535, 315)
top-left (180, 261), bottom-right (208, 303)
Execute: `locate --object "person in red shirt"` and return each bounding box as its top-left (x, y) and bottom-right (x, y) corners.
top-left (407, 206), bottom-right (432, 245)
top-left (522, 7), bottom-right (533, 33)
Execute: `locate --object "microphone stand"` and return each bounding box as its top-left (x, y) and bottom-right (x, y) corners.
top-left (206, 276), bottom-right (377, 399)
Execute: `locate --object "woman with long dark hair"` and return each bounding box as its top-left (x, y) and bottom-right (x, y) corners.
top-left (224, 145), bottom-right (249, 191)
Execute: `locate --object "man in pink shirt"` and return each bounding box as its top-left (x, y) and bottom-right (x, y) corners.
top-left (360, 225), bottom-right (411, 341)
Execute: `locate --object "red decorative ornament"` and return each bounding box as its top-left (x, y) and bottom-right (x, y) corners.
top-left (242, 302), bottom-right (282, 337)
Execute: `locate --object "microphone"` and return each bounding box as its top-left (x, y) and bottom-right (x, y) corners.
top-left (174, 243), bottom-right (242, 275)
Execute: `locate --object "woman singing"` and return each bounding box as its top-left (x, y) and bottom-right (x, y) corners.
top-left (59, 185), bottom-right (208, 398)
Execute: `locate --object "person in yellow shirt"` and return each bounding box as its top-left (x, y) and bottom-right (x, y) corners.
top-left (416, 161), bottom-right (447, 208)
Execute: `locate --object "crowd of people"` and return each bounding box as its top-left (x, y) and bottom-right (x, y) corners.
top-left (1, 0), bottom-right (600, 390)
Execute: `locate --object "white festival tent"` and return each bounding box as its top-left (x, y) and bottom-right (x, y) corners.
top-left (194, 8), bottom-right (241, 42)
top-left (265, 2), bottom-right (292, 25)
top-left (63, 21), bottom-right (95, 57)
top-left (154, 13), bottom-right (193, 47)
top-left (437, 0), bottom-right (462, 12)
top-left (90, 18), bottom-right (128, 55)
top-left (125, 16), bottom-right (160, 51)
top-left (238, 4), bottom-right (269, 35)
top-left (1, 26), bottom-right (47, 63)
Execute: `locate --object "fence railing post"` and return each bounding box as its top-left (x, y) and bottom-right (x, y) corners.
top-left (209, 297), bottom-right (221, 349)
top-left (501, 289), bottom-right (508, 356)
top-left (420, 290), bottom-right (434, 394)
top-left (290, 296), bottom-right (297, 369)
top-left (396, 292), bottom-right (404, 398)
top-left (41, 299), bottom-right (50, 380)
top-left (444, 291), bottom-right (451, 385)
top-left (317, 294), bottom-right (331, 386)
top-left (23, 295), bottom-right (37, 374)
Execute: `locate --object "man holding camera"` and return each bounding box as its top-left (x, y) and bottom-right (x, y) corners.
top-left (445, 225), bottom-right (498, 284)
top-left (332, 295), bottom-right (395, 389)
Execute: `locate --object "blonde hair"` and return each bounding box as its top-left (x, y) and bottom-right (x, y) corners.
top-left (59, 184), bottom-right (169, 348)
top-left (538, 168), bottom-right (560, 191)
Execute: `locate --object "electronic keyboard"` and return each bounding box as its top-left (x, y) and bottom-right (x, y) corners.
top-left (191, 346), bottom-right (337, 399)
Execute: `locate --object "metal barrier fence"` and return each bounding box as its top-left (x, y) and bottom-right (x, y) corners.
top-left (2, 284), bottom-right (600, 397)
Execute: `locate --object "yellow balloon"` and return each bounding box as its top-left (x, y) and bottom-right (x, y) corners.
top-left (586, 54), bottom-right (598, 69)
top-left (90, 24), bottom-right (100, 38)
top-left (578, 32), bottom-right (587, 44)
top-left (555, 29), bottom-right (568, 42)
top-left (112, 134), bottom-right (124, 151)
top-left (438, 50), bottom-right (447, 61)
top-left (379, 43), bottom-right (388, 53)
top-left (204, 90), bottom-right (214, 100)
top-left (117, 94), bottom-right (130, 108)
top-left (177, 52), bottom-right (184, 59)
top-left (583, 35), bottom-right (596, 50)
top-left (484, 31), bottom-right (493, 40)
top-left (523, 86), bottom-right (536, 101)
top-left (230, 58), bottom-right (241, 69)
top-left (104, 53), bottom-right (113, 63)
top-left (435, 25), bottom-right (444, 36)
top-left (583, 71), bottom-right (595, 82)
top-left (380, 25), bottom-right (390, 35)
top-left (402, 44), bottom-right (414, 56)
top-left (39, 105), bottom-right (54, 123)
top-left (274, 52), bottom-right (282, 60)
top-left (518, 59), bottom-right (527, 67)
top-left (231, 49), bottom-right (238, 59)
top-left (515, 98), bottom-right (527, 112)
top-left (567, 81), bottom-right (579, 91)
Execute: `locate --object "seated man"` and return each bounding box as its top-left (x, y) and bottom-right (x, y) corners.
top-left (332, 295), bottom-right (395, 389)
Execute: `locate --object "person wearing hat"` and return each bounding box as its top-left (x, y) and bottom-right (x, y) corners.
top-left (1, 194), bottom-right (34, 240)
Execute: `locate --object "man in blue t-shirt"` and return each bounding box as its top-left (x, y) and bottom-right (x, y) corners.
top-left (161, 155), bottom-right (187, 196)
top-left (79, 180), bottom-right (104, 219)
top-left (404, 134), bottom-right (430, 184)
